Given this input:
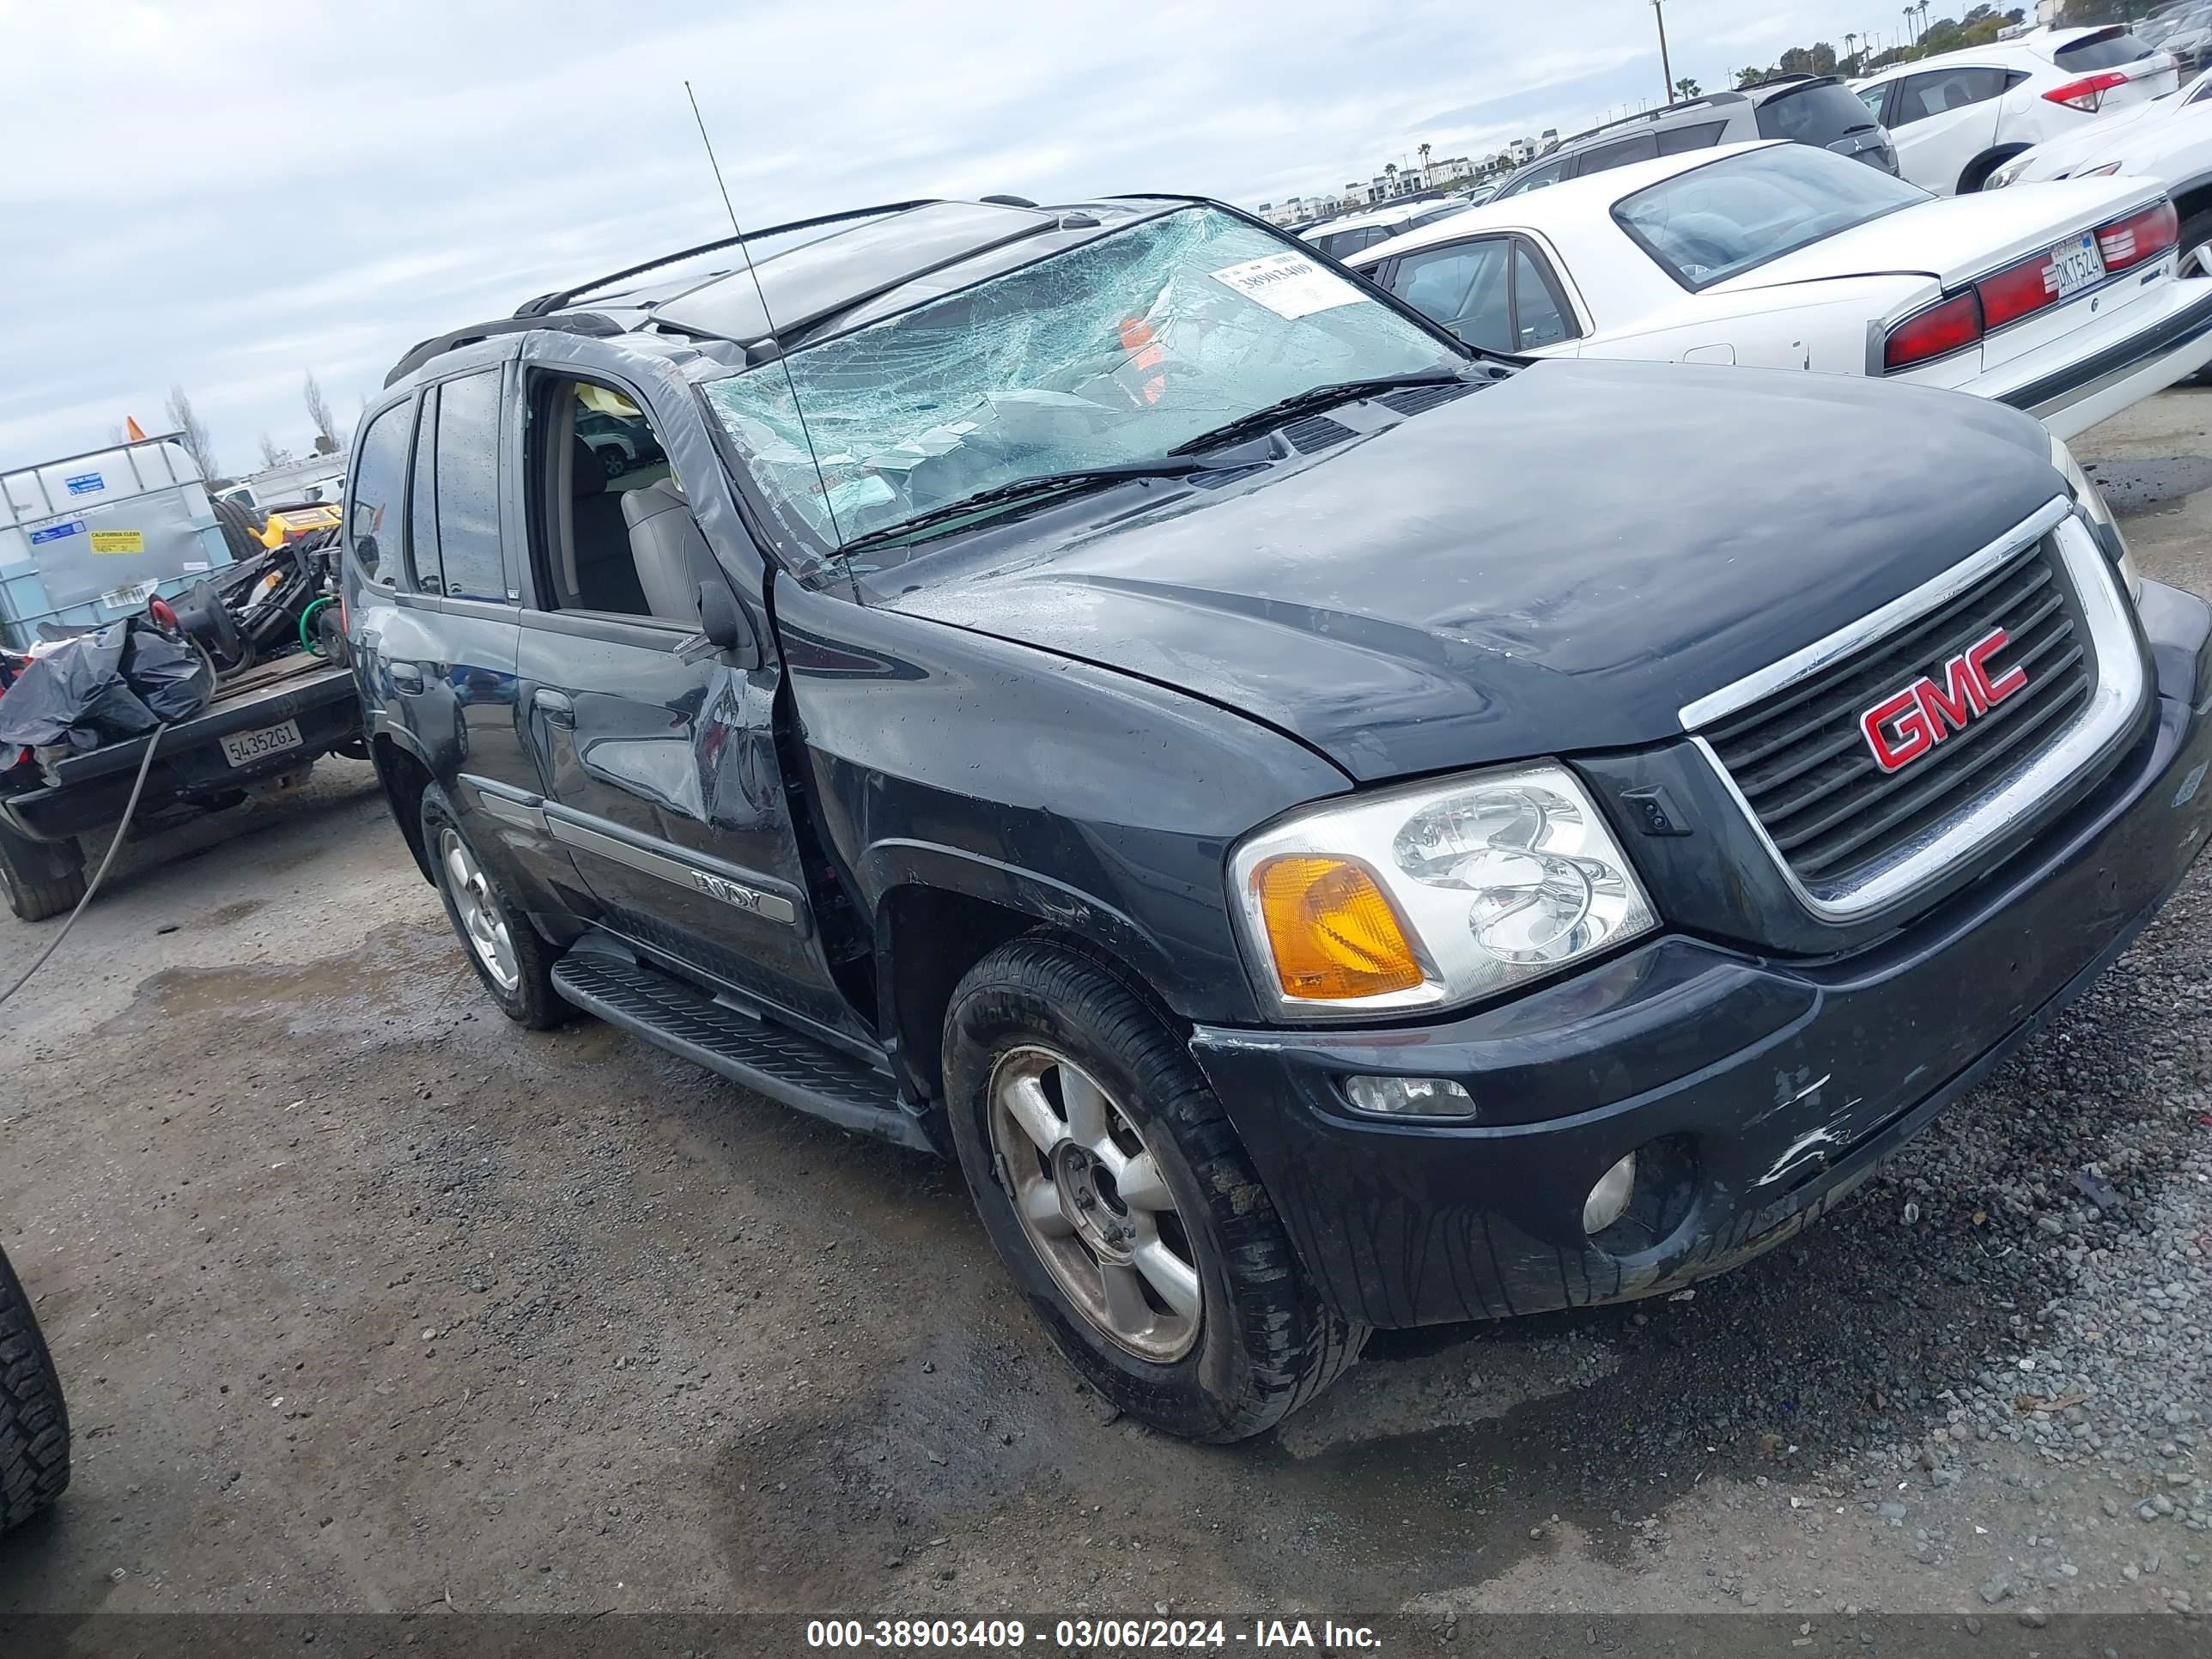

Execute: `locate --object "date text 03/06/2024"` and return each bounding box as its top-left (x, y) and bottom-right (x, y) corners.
top-left (804, 1617), bottom-right (1383, 1650)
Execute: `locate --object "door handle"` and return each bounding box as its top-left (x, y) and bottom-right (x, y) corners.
top-left (388, 661), bottom-right (426, 693)
top-left (532, 688), bottom-right (575, 726)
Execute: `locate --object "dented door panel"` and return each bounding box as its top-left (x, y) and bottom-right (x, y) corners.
top-left (515, 616), bottom-right (866, 1042)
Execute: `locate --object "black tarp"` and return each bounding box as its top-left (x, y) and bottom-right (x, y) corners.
top-left (0, 621), bottom-right (212, 754)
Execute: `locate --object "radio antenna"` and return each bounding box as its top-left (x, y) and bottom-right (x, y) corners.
top-left (684, 80), bottom-right (845, 556)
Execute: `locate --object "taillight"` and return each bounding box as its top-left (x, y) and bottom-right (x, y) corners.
top-left (2096, 198), bottom-right (2179, 270)
top-left (1978, 253), bottom-right (2059, 330)
top-left (2043, 70), bottom-right (2130, 112)
top-left (1885, 291), bottom-right (1983, 371)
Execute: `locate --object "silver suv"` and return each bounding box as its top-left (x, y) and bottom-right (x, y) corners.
top-left (1495, 76), bottom-right (1899, 200)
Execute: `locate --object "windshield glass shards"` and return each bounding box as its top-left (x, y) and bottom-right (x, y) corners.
top-left (703, 205), bottom-right (1460, 565)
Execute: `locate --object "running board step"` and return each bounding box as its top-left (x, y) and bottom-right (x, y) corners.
top-left (550, 951), bottom-right (932, 1152)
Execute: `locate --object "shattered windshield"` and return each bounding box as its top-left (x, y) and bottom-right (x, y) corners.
top-left (703, 205), bottom-right (1459, 562)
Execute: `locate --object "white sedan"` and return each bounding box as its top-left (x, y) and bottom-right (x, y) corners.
top-left (1349, 139), bottom-right (2212, 438)
top-left (1987, 67), bottom-right (2212, 270)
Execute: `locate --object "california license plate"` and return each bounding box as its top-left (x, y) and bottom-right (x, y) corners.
top-left (2053, 230), bottom-right (2106, 299)
top-left (220, 720), bottom-right (303, 769)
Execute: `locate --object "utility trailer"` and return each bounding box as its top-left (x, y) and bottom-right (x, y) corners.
top-left (0, 649), bottom-right (361, 921)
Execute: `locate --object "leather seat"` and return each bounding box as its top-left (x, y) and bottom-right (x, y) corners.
top-left (619, 478), bottom-right (717, 623)
top-left (569, 436), bottom-right (648, 615)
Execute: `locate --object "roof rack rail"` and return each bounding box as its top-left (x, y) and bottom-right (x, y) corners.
top-left (511, 199), bottom-right (941, 319)
top-left (1562, 88), bottom-right (1752, 144)
top-left (1741, 72), bottom-right (1824, 90)
top-left (384, 312), bottom-right (627, 388)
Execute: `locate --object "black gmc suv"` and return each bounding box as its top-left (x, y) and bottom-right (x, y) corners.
top-left (345, 194), bottom-right (2212, 1442)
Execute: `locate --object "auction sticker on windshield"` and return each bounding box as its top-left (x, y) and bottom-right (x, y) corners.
top-left (2054, 231), bottom-right (2106, 300)
top-left (1208, 252), bottom-right (1368, 319)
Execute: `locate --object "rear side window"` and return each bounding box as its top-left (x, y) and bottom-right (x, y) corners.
top-left (407, 394), bottom-right (439, 590)
top-left (431, 372), bottom-right (506, 602)
top-left (1513, 245), bottom-right (1572, 349)
top-left (345, 404), bottom-right (410, 584)
top-left (1657, 120), bottom-right (1728, 155)
top-left (2054, 29), bottom-right (2154, 71)
top-left (1574, 133), bottom-right (1658, 176)
top-left (1757, 81), bottom-right (1885, 144)
top-left (1391, 238), bottom-right (1514, 351)
top-left (1890, 66), bottom-right (2014, 126)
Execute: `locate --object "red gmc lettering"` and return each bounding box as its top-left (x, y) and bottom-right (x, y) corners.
top-left (1858, 628), bottom-right (2027, 773)
top-left (1966, 627), bottom-right (2027, 704)
top-left (1861, 687), bottom-right (1934, 772)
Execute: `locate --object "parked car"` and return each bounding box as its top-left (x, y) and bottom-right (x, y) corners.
top-left (575, 408), bottom-right (661, 481)
top-left (1300, 200), bottom-right (1470, 261)
top-left (0, 1243), bottom-right (69, 1534)
top-left (1352, 140), bottom-right (2212, 438)
top-left (348, 191), bottom-right (2212, 1442)
top-left (1987, 66), bottom-right (2212, 271)
top-left (2142, 3), bottom-right (2212, 77)
top-left (1851, 25), bottom-right (2178, 196)
top-left (1492, 76), bottom-right (1897, 202)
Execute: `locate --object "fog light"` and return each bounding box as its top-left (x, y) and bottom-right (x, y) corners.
top-left (1583, 1152), bottom-right (1637, 1236)
top-left (1342, 1075), bottom-right (1474, 1118)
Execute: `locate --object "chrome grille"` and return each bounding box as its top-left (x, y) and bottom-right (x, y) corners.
top-left (1701, 537), bottom-right (2092, 890)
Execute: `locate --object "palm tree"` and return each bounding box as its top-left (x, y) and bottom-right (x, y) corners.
top-left (1845, 29), bottom-right (1858, 66)
top-left (1903, 3), bottom-right (1917, 46)
top-left (1675, 75), bottom-right (1701, 98)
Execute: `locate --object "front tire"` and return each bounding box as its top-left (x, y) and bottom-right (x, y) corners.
top-left (943, 937), bottom-right (1364, 1442)
top-left (0, 1244), bottom-right (70, 1534)
top-left (421, 783), bottom-right (563, 1029)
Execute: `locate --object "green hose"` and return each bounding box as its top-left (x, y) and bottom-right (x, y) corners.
top-left (299, 595), bottom-right (337, 658)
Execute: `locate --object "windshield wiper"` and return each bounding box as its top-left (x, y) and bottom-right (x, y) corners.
top-left (838, 459), bottom-right (1210, 555)
top-left (1170, 370), bottom-right (1471, 455)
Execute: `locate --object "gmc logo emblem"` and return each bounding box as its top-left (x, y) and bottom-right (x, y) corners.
top-left (1859, 628), bottom-right (2029, 772)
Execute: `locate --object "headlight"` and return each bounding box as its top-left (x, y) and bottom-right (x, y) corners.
top-left (1986, 154), bottom-right (2033, 188)
top-left (2077, 161), bottom-right (2124, 178)
top-left (1229, 763), bottom-right (1657, 1018)
top-left (2049, 432), bottom-right (2142, 600)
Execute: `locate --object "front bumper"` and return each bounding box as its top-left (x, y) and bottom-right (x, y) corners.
top-left (1192, 578), bottom-right (2212, 1329)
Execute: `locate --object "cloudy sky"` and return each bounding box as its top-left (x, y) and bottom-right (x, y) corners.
top-left (1, 0), bottom-right (1866, 479)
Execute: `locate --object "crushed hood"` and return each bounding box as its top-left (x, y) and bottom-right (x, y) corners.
top-left (884, 356), bottom-right (2059, 783)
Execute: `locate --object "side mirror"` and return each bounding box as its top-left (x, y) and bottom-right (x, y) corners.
top-left (697, 580), bottom-right (759, 666)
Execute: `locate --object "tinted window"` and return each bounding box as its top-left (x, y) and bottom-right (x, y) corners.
top-left (345, 404), bottom-right (410, 583)
top-left (2054, 29), bottom-right (2154, 70)
top-left (1890, 67), bottom-right (2012, 126)
top-left (433, 371), bottom-right (506, 601)
top-left (1615, 143), bottom-right (1928, 289)
top-left (1391, 238), bottom-right (1514, 351)
top-left (1574, 133), bottom-right (1659, 176)
top-left (1757, 81), bottom-right (1883, 144)
top-left (1657, 119), bottom-right (1729, 155)
top-left (1310, 226), bottom-right (1382, 259)
top-left (408, 392), bottom-right (440, 591)
top-left (1497, 157), bottom-right (1568, 198)
top-left (1513, 244), bottom-right (1571, 349)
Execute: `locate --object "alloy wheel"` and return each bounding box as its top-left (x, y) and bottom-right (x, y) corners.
top-left (987, 1045), bottom-right (1202, 1362)
top-left (440, 828), bottom-right (520, 994)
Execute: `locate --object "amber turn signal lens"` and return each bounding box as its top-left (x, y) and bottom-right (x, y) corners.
top-left (1254, 855), bottom-right (1424, 1000)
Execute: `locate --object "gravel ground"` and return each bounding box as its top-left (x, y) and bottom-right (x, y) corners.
top-left (3, 392), bottom-right (2212, 1632)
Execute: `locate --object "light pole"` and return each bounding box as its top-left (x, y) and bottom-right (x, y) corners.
top-left (1652, 0), bottom-right (1674, 105)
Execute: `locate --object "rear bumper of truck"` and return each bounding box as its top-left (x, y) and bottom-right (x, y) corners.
top-left (1191, 577), bottom-right (2212, 1329)
top-left (0, 661), bottom-right (360, 842)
